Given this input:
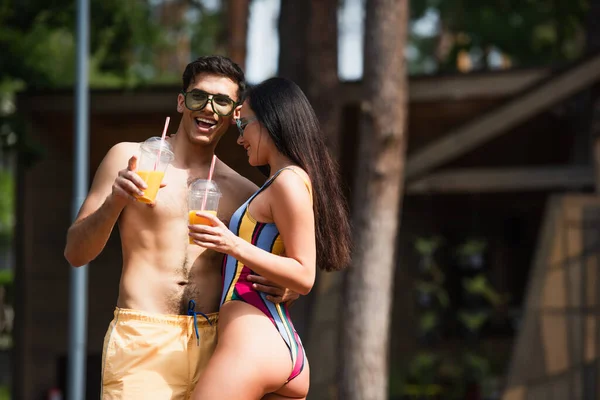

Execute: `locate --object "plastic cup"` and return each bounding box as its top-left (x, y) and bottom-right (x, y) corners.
top-left (134, 137), bottom-right (174, 204)
top-left (188, 179), bottom-right (222, 244)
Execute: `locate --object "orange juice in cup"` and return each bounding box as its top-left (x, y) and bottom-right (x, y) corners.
top-left (134, 137), bottom-right (174, 204)
top-left (136, 171), bottom-right (166, 204)
top-left (188, 210), bottom-right (218, 244)
top-left (188, 179), bottom-right (221, 244)
top-left (189, 210), bottom-right (218, 225)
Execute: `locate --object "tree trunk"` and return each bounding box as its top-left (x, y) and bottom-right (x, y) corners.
top-left (587, 0), bottom-right (600, 53)
top-left (278, 1), bottom-right (344, 397)
top-left (586, 0), bottom-right (600, 193)
top-left (225, 0), bottom-right (250, 70)
top-left (278, 2), bottom-right (344, 397)
top-left (301, 1), bottom-right (345, 399)
top-left (306, 0), bottom-right (341, 156)
top-left (276, 0), bottom-right (313, 345)
top-left (156, 0), bottom-right (190, 76)
top-left (340, 0), bottom-right (409, 399)
top-left (277, 0), bottom-right (310, 89)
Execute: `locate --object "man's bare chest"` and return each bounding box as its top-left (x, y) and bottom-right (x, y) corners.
top-left (145, 170), bottom-right (242, 225)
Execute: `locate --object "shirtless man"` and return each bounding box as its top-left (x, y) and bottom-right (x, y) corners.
top-left (64, 55), bottom-right (296, 399)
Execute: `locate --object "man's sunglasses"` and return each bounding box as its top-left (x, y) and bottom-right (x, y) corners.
top-left (181, 89), bottom-right (238, 117)
top-left (236, 116), bottom-right (258, 137)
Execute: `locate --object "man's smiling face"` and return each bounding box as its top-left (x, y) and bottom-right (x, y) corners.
top-left (177, 73), bottom-right (240, 146)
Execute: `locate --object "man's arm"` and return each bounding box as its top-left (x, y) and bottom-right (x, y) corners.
top-left (247, 275), bottom-right (300, 305)
top-left (64, 142), bottom-right (144, 267)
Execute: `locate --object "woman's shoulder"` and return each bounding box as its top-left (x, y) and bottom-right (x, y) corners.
top-left (270, 167), bottom-right (312, 201)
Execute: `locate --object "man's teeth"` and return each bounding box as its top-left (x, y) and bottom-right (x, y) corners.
top-left (195, 117), bottom-right (216, 126)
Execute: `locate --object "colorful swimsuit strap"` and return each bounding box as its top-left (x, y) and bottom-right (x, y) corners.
top-left (242, 167), bottom-right (286, 206)
top-left (279, 166), bottom-right (313, 203)
top-left (250, 166), bottom-right (312, 207)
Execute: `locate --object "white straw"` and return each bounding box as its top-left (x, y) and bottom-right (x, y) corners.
top-left (154, 116), bottom-right (170, 170)
top-left (201, 155), bottom-right (217, 210)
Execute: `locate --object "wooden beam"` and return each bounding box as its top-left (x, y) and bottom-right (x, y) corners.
top-left (407, 166), bottom-right (594, 194)
top-left (19, 91), bottom-right (176, 115)
top-left (342, 68), bottom-right (550, 102)
top-left (406, 54), bottom-right (600, 180)
top-left (407, 69), bottom-right (550, 101)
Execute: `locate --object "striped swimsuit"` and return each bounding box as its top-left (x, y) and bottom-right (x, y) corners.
top-left (220, 167), bottom-right (311, 382)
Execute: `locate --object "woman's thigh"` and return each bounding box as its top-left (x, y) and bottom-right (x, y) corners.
top-left (192, 342), bottom-right (265, 400)
top-left (193, 302), bottom-right (304, 399)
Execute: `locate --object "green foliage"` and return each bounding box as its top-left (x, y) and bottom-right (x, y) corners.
top-left (0, 269), bottom-right (14, 307)
top-left (0, 171), bottom-right (13, 242)
top-left (406, 234), bottom-right (513, 397)
top-left (0, 0), bottom-right (225, 89)
top-left (1, 0), bottom-right (79, 87)
top-left (462, 274), bottom-right (509, 306)
top-left (0, 113), bottom-right (45, 166)
top-left (415, 236), bottom-right (443, 256)
top-left (408, 352), bottom-right (440, 385)
top-left (0, 0), bottom-right (226, 174)
top-left (456, 238), bottom-right (487, 258)
top-left (416, 280), bottom-right (450, 308)
top-left (419, 311), bottom-right (440, 334)
top-left (463, 352), bottom-right (491, 382)
top-left (409, 0), bottom-right (589, 73)
top-left (457, 309), bottom-right (489, 332)
top-left (0, 270), bottom-right (12, 287)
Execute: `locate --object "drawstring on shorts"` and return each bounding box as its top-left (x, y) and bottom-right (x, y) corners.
top-left (187, 300), bottom-right (212, 346)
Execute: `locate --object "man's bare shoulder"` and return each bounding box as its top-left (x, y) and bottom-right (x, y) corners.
top-left (98, 142), bottom-right (140, 168)
top-left (216, 160), bottom-right (258, 199)
top-left (109, 141), bottom-right (140, 157)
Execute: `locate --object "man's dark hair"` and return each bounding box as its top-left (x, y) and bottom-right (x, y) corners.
top-left (182, 55), bottom-right (246, 102)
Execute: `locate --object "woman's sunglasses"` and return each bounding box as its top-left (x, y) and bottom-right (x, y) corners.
top-left (236, 116), bottom-right (258, 136)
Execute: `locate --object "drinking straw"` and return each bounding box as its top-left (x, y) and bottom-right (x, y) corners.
top-left (154, 116), bottom-right (170, 171)
top-left (201, 155), bottom-right (217, 211)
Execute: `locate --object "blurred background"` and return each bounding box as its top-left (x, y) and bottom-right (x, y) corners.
top-left (1, 0), bottom-right (599, 399)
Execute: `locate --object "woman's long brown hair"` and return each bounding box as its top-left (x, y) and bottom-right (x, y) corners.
top-left (247, 77), bottom-right (352, 271)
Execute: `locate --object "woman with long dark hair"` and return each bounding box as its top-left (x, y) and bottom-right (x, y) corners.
top-left (189, 77), bottom-right (352, 399)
